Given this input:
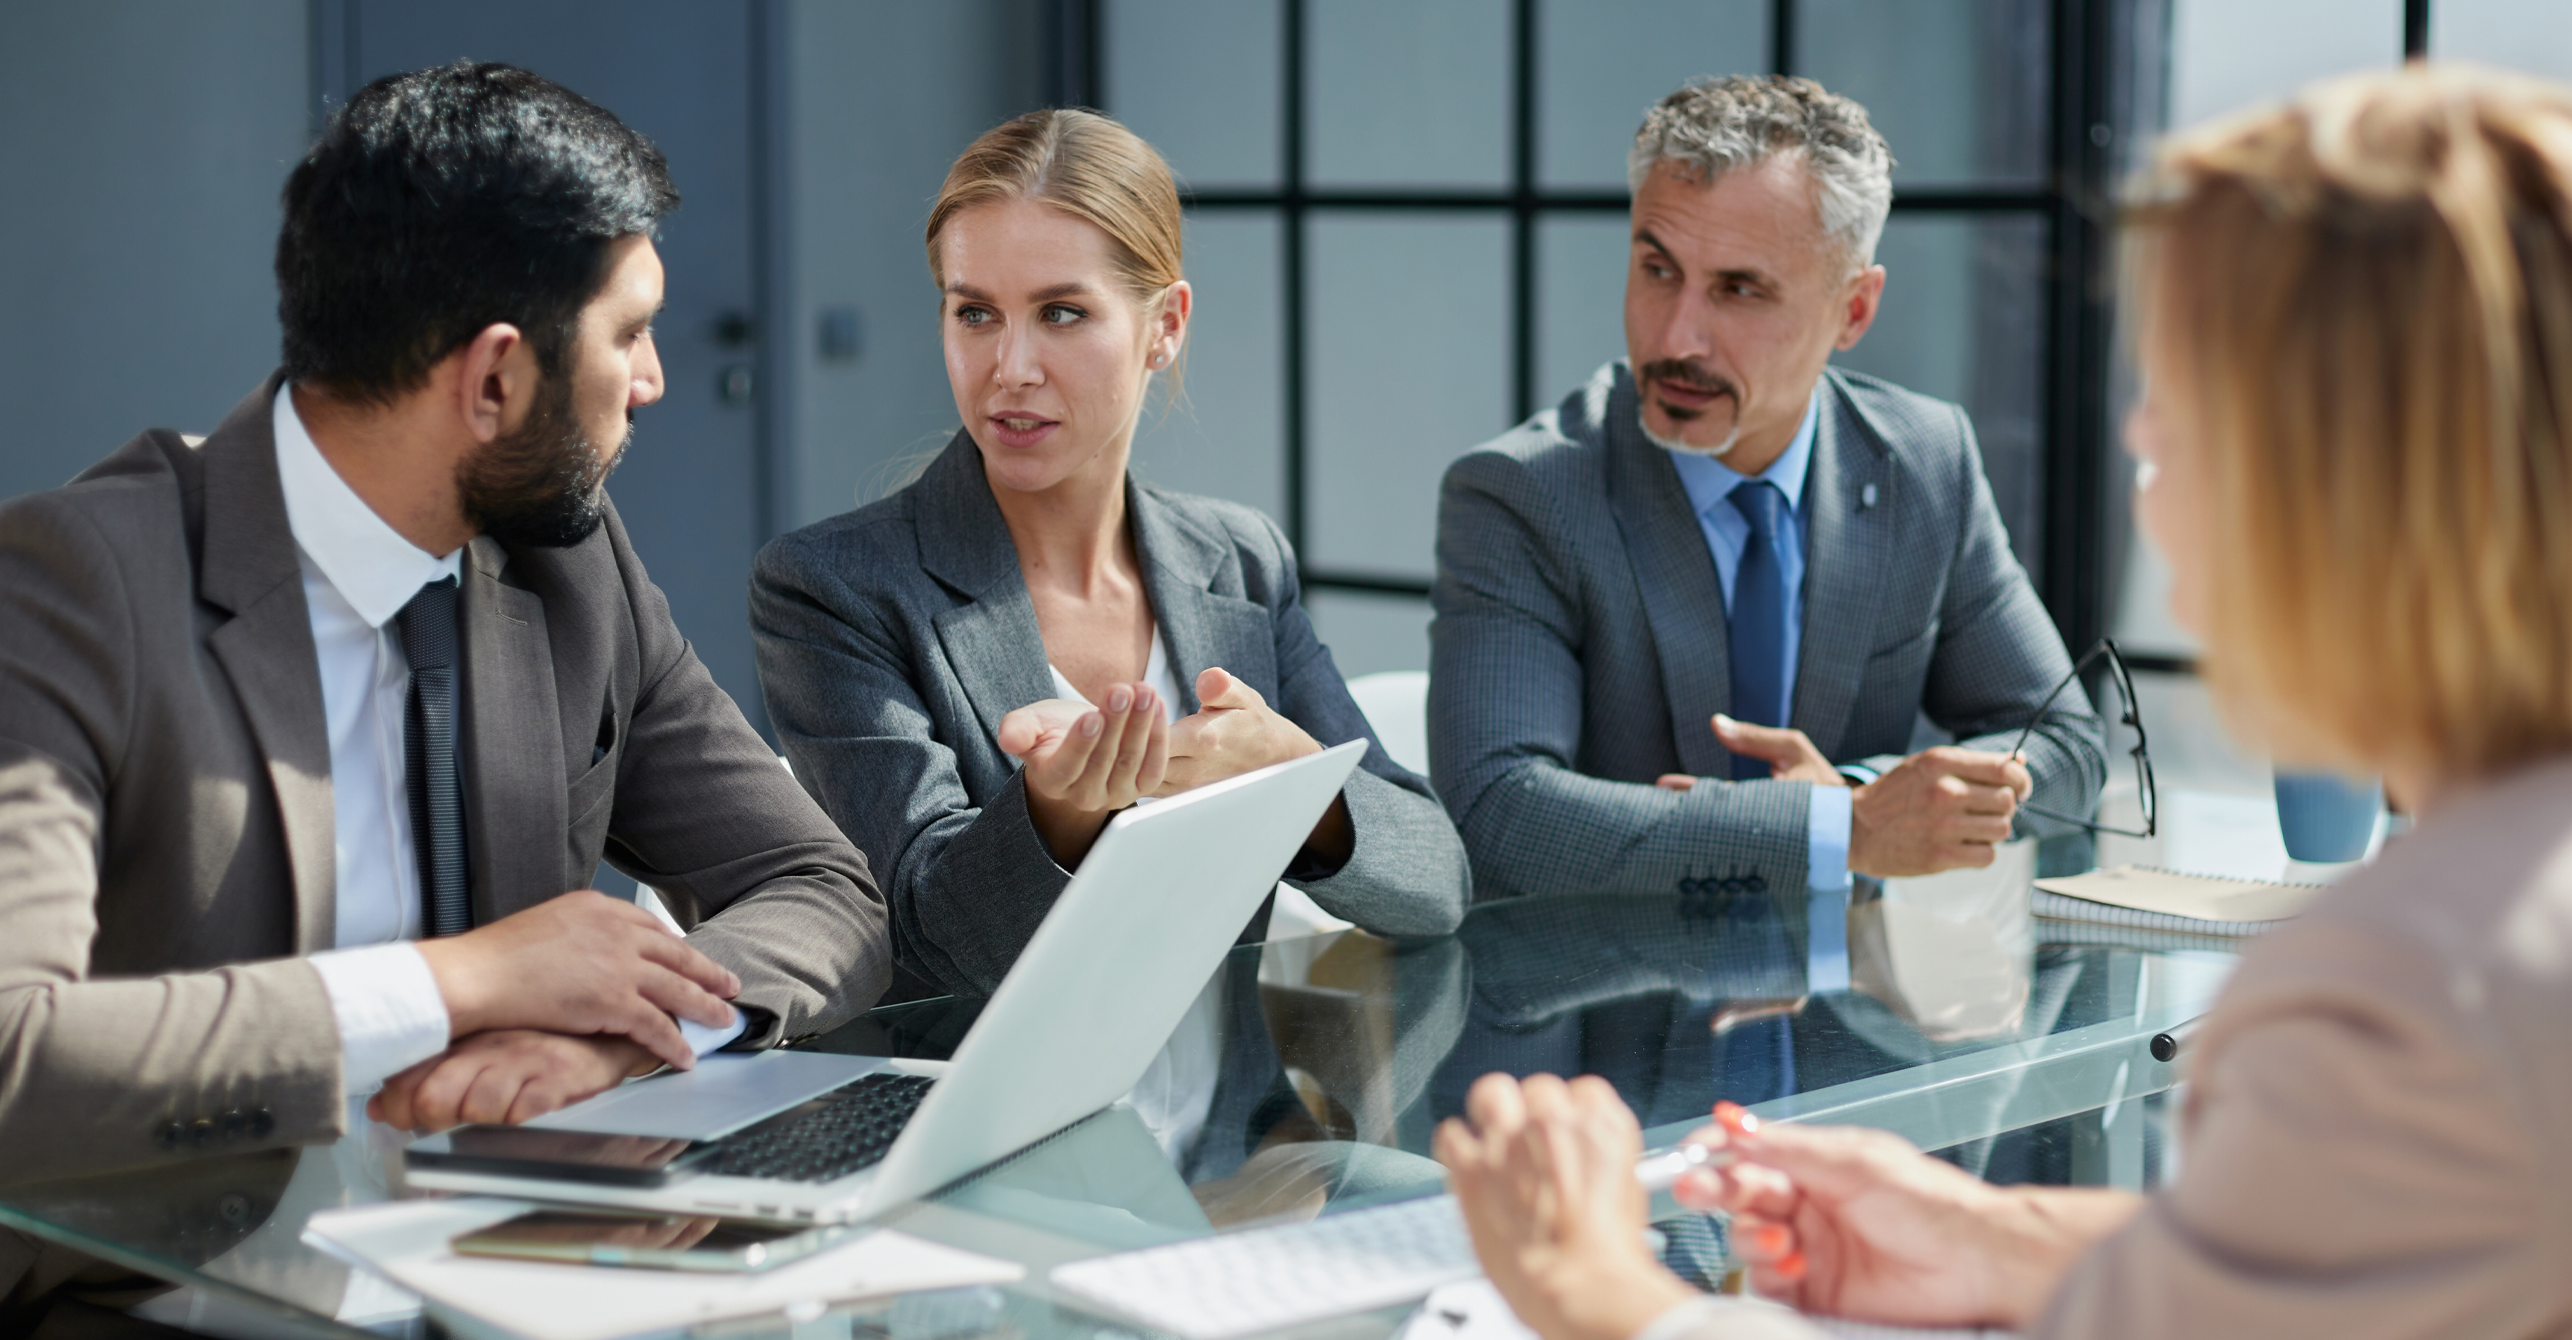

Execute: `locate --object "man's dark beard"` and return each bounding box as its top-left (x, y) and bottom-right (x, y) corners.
top-left (455, 376), bottom-right (629, 549)
top-left (1635, 358), bottom-right (1737, 420)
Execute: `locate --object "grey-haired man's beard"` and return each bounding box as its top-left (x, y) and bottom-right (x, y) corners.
top-left (1642, 417), bottom-right (1741, 458)
top-left (1635, 358), bottom-right (1741, 458)
top-left (457, 379), bottom-right (629, 549)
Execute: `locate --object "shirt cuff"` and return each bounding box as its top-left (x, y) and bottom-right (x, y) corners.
top-left (309, 943), bottom-right (451, 1095)
top-left (1808, 782), bottom-right (1852, 891)
top-left (680, 1012), bottom-right (750, 1054)
top-left (1806, 783), bottom-right (1853, 994)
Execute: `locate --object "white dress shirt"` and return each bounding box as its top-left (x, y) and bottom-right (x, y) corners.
top-left (275, 387), bottom-right (746, 1094)
top-left (273, 385), bottom-right (464, 1095)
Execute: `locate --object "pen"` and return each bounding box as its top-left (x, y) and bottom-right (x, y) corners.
top-left (2149, 1013), bottom-right (2206, 1063)
top-left (1634, 1142), bottom-right (1735, 1192)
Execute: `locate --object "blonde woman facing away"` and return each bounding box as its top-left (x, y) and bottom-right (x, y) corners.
top-left (1436, 65), bottom-right (2572, 1340)
top-left (751, 110), bottom-right (1468, 1002)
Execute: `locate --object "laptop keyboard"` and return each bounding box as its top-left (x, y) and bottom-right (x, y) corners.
top-left (708, 1072), bottom-right (936, 1183)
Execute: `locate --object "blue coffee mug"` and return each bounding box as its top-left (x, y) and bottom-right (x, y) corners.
top-left (2273, 771), bottom-right (2383, 863)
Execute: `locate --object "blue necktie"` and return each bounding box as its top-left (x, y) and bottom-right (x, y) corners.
top-left (1727, 480), bottom-right (1791, 780)
top-left (396, 576), bottom-right (471, 937)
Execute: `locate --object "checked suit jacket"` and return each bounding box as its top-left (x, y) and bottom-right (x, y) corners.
top-left (1429, 360), bottom-right (2105, 903)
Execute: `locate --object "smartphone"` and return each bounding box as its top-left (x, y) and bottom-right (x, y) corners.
top-left (451, 1210), bottom-right (864, 1272)
top-left (405, 1125), bottom-right (721, 1187)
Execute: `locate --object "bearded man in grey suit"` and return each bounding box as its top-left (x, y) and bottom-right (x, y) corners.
top-left (1430, 75), bottom-right (2104, 908)
top-left (0, 60), bottom-right (890, 1216)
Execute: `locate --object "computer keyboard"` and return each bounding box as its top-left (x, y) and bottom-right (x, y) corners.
top-left (708, 1072), bottom-right (935, 1183)
top-left (1051, 1194), bottom-right (1482, 1340)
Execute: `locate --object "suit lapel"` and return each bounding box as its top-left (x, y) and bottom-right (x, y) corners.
top-left (459, 538), bottom-right (567, 919)
top-left (1129, 481), bottom-right (1271, 712)
top-left (1603, 370), bottom-right (1735, 778)
top-left (1791, 374), bottom-right (1894, 760)
top-left (198, 377), bottom-right (338, 953)
top-left (916, 433), bottom-right (1058, 748)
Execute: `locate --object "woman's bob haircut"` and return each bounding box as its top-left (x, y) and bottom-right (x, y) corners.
top-left (2125, 63), bottom-right (2572, 782)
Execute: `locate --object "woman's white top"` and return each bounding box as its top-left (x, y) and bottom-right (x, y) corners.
top-left (1045, 628), bottom-right (1184, 729)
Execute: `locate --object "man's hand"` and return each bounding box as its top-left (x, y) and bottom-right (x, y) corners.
top-left (367, 1030), bottom-right (656, 1132)
top-left (997, 683), bottom-right (1167, 866)
top-left (1847, 747), bottom-right (2032, 878)
top-left (1437, 1073), bottom-right (1701, 1340)
top-left (1674, 1104), bottom-right (2134, 1330)
top-left (414, 891), bottom-right (740, 1072)
top-left (1657, 715), bottom-right (1847, 791)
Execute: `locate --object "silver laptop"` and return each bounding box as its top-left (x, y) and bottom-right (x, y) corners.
top-left (404, 740), bottom-right (1366, 1224)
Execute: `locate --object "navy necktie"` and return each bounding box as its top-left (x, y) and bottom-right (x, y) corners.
top-left (1727, 480), bottom-right (1791, 780)
top-left (395, 576), bottom-right (471, 937)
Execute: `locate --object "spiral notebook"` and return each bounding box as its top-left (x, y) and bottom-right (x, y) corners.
top-left (2031, 865), bottom-right (2325, 939)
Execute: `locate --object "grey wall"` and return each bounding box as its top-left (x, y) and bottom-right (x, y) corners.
top-left (777, 0), bottom-right (1048, 528)
top-left (0, 1), bottom-right (308, 500)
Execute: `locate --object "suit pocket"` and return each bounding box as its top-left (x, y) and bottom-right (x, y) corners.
top-left (567, 742), bottom-right (620, 828)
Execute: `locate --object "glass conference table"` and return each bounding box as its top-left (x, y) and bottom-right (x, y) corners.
top-left (0, 886), bottom-right (2234, 1340)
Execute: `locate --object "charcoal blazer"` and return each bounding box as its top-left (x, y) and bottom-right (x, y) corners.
top-left (1430, 361), bottom-right (2105, 901)
top-left (0, 376), bottom-right (891, 1186)
top-left (751, 432), bottom-right (1471, 998)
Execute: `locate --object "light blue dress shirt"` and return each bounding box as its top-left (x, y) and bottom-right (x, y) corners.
top-left (1660, 388), bottom-right (1850, 987)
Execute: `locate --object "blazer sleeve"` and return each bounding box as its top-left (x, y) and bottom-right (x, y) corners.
top-left (2036, 919), bottom-right (2557, 1338)
top-left (1429, 451), bottom-right (1816, 902)
top-left (1248, 512), bottom-right (1469, 937)
top-left (750, 537), bottom-right (1072, 999)
top-left (591, 510), bottom-right (892, 1045)
top-left (0, 496), bottom-right (343, 1182)
top-left (1918, 406), bottom-right (2106, 832)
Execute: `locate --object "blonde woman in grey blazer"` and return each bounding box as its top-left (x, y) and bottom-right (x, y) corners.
top-left (752, 110), bottom-right (1467, 998)
top-left (1439, 67), bottom-right (2572, 1340)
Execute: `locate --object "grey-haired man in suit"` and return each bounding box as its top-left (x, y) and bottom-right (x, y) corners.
top-left (1430, 75), bottom-right (2104, 909)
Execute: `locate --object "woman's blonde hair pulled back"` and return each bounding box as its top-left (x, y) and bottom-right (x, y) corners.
top-left (926, 108), bottom-right (1186, 395)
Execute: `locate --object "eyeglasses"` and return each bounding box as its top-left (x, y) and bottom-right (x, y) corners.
top-left (2008, 638), bottom-right (2157, 839)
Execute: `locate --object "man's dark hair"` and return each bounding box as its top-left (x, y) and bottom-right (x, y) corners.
top-left (277, 61), bottom-right (679, 403)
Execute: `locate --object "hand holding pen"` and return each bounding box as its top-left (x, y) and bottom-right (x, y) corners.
top-left (1669, 1101), bottom-right (2102, 1329)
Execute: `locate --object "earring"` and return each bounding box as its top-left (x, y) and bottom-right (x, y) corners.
top-left (1150, 353), bottom-right (1167, 368)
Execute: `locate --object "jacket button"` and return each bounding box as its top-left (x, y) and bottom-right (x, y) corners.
top-left (154, 1121), bottom-right (185, 1151)
top-left (250, 1109), bottom-right (275, 1138)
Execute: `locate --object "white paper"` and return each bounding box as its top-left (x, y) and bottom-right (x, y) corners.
top-left (303, 1198), bottom-right (1023, 1340)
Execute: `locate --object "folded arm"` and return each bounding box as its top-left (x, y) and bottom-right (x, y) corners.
top-left (1430, 457), bottom-right (1816, 902)
top-left (1915, 420), bottom-right (2105, 833)
top-left (601, 515), bottom-right (891, 1040)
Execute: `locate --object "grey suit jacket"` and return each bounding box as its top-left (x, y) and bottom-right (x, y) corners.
top-left (1430, 361), bottom-right (2103, 901)
top-left (751, 432), bottom-right (1470, 998)
top-left (0, 377), bottom-right (891, 1185)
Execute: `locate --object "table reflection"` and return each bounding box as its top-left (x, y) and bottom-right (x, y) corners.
top-left (0, 883), bottom-right (2221, 1339)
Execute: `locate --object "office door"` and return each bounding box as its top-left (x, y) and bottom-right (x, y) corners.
top-left (324, 1), bottom-right (772, 735)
